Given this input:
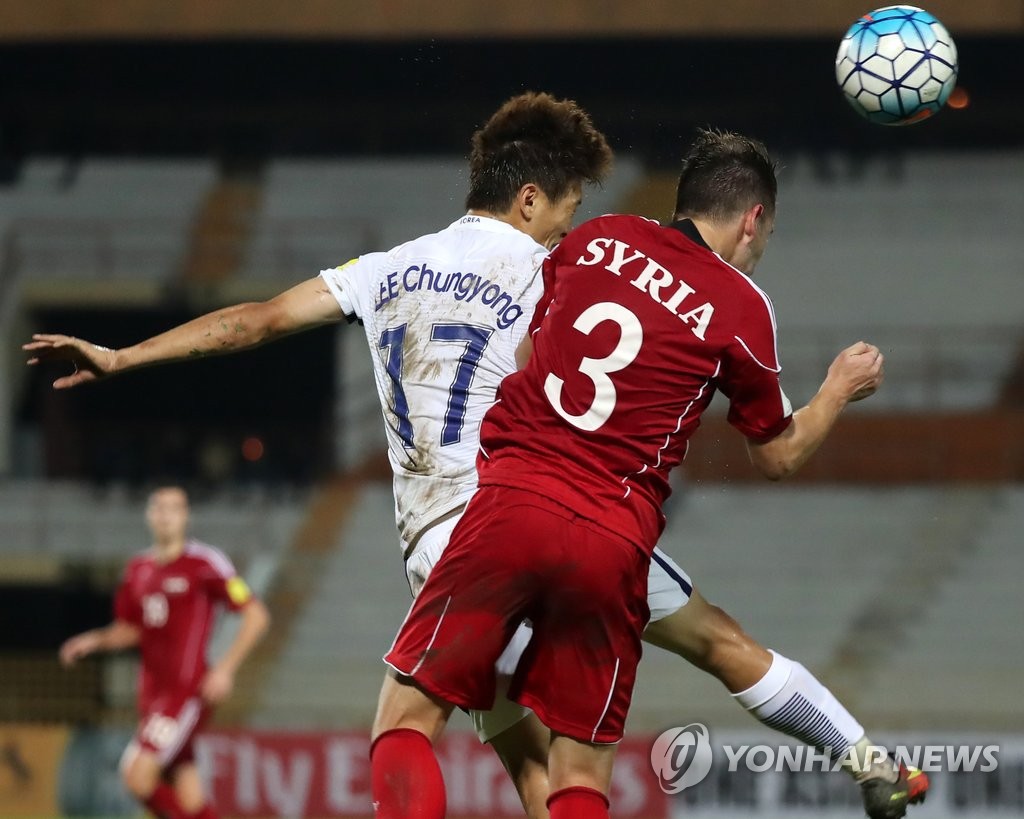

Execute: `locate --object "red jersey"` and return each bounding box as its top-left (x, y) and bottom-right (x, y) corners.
top-left (114, 540), bottom-right (253, 710)
top-left (478, 215), bottom-right (792, 551)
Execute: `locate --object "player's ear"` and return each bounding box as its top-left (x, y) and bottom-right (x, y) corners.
top-left (517, 183), bottom-right (541, 220)
top-left (742, 203), bottom-right (765, 240)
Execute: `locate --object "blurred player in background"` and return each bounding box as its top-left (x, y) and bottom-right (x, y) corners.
top-left (58, 486), bottom-right (270, 819)
top-left (370, 130), bottom-right (923, 819)
top-left (29, 106), bottom-right (922, 818)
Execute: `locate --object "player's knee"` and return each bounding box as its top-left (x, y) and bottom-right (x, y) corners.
top-left (655, 599), bottom-right (759, 674)
top-left (371, 672), bottom-right (452, 743)
top-left (646, 595), bottom-right (752, 670)
top-left (699, 604), bottom-right (760, 671)
top-left (508, 764), bottom-right (550, 819)
top-left (705, 603), bottom-right (750, 644)
top-left (547, 733), bottom-right (615, 796)
top-left (490, 717), bottom-right (550, 819)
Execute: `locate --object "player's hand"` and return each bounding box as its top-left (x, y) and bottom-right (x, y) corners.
top-left (827, 341), bottom-right (885, 403)
top-left (22, 334), bottom-right (117, 389)
top-left (59, 633), bottom-right (99, 667)
top-left (200, 665), bottom-right (235, 705)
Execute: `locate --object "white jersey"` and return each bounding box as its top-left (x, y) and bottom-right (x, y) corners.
top-left (320, 214), bottom-right (547, 548)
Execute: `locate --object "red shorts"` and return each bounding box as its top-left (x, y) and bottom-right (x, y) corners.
top-left (385, 486), bottom-right (650, 744)
top-left (130, 692), bottom-right (210, 769)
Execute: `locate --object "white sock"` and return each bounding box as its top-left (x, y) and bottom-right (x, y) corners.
top-left (732, 650), bottom-right (884, 778)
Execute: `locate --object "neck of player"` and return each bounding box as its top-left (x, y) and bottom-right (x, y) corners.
top-left (153, 537), bottom-right (186, 562)
top-left (683, 214), bottom-right (756, 275)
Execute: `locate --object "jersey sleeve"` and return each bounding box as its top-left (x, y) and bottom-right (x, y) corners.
top-left (113, 567), bottom-right (142, 626)
top-left (717, 297), bottom-right (793, 442)
top-left (319, 254), bottom-right (378, 320)
top-left (198, 548), bottom-right (255, 612)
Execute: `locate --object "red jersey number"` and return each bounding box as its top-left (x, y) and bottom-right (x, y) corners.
top-left (542, 301), bottom-right (644, 432)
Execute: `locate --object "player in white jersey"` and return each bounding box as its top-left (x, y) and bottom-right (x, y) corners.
top-left (319, 215), bottom-right (547, 562)
top-left (26, 95), bottom-right (911, 818)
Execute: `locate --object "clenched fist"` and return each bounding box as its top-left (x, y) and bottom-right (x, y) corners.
top-left (826, 341), bottom-right (885, 403)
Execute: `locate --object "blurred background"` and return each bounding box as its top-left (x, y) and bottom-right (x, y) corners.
top-left (0, 1), bottom-right (1022, 817)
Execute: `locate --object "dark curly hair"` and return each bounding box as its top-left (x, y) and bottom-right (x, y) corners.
top-left (466, 92), bottom-right (613, 212)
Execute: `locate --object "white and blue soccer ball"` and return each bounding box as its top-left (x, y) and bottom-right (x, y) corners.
top-left (836, 5), bottom-right (958, 125)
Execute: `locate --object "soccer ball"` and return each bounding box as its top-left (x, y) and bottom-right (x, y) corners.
top-left (836, 6), bottom-right (958, 125)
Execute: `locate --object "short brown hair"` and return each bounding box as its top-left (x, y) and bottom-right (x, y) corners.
top-left (674, 128), bottom-right (778, 222)
top-left (466, 92), bottom-right (613, 212)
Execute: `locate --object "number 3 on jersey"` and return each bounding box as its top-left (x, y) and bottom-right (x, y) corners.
top-left (379, 323), bottom-right (493, 448)
top-left (543, 302), bottom-right (643, 432)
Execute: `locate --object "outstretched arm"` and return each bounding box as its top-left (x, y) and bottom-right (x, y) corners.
top-left (59, 620), bottom-right (141, 667)
top-left (200, 598), bottom-right (271, 705)
top-left (747, 341), bottom-right (884, 480)
top-left (24, 276), bottom-right (345, 389)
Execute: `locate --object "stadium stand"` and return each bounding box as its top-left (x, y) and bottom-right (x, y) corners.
top-left (756, 151), bottom-right (1024, 412)
top-left (0, 159), bottom-right (215, 287)
top-left (878, 485), bottom-right (1024, 729)
top-left (242, 480), bottom-right (1024, 734)
top-left (255, 483), bottom-right (409, 727)
top-left (0, 480), bottom-right (304, 559)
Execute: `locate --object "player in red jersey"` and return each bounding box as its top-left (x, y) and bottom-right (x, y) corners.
top-left (59, 487), bottom-right (270, 819)
top-left (370, 130), bottom-right (926, 819)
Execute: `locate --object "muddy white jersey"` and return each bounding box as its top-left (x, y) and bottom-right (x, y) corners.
top-left (320, 215), bottom-right (546, 548)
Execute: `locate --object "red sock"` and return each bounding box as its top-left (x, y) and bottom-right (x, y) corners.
top-left (143, 782), bottom-right (189, 819)
top-left (547, 786), bottom-right (610, 819)
top-left (370, 728), bottom-right (446, 819)
top-left (187, 806), bottom-right (219, 819)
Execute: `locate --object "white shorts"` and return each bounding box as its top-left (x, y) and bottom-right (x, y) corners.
top-left (403, 513), bottom-right (694, 742)
top-left (647, 546), bottom-right (694, 622)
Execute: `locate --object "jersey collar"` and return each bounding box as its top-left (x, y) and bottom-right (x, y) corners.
top-left (450, 213), bottom-right (535, 240)
top-left (668, 218), bottom-right (712, 251)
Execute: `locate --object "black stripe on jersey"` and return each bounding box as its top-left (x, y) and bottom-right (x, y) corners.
top-left (668, 218), bottom-right (712, 251)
